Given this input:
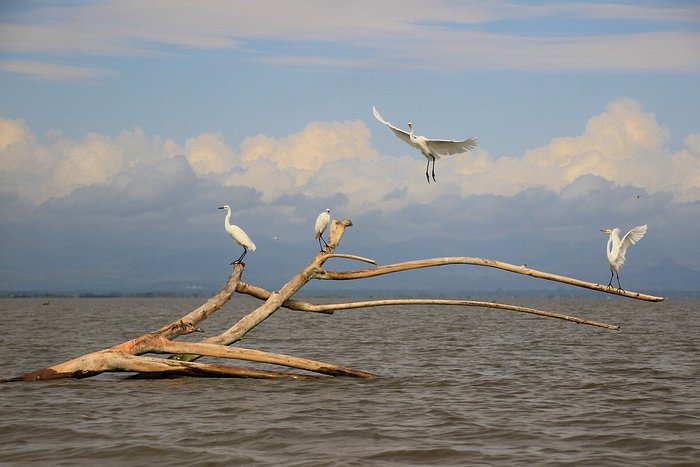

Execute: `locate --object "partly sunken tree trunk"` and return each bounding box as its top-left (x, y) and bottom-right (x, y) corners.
top-left (2, 218), bottom-right (662, 383)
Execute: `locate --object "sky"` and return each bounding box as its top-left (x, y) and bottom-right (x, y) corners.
top-left (1, 0), bottom-right (699, 296)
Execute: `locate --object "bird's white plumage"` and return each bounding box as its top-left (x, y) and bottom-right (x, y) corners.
top-left (219, 204), bottom-right (256, 251)
top-left (314, 208), bottom-right (331, 240)
top-left (372, 106), bottom-right (477, 161)
top-left (227, 224), bottom-right (256, 250)
top-left (602, 224), bottom-right (647, 272)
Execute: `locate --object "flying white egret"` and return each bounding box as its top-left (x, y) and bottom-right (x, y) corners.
top-left (372, 106), bottom-right (477, 183)
top-left (601, 224), bottom-right (647, 290)
top-left (314, 208), bottom-right (331, 251)
top-left (218, 204), bottom-right (256, 264)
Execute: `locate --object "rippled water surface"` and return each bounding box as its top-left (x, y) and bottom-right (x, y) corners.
top-left (1, 296), bottom-right (699, 466)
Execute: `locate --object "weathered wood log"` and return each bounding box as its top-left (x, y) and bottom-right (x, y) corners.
top-left (109, 353), bottom-right (320, 380)
top-left (2, 217), bottom-right (664, 384)
top-left (314, 257), bottom-right (664, 302)
top-left (2, 219), bottom-right (376, 382)
top-left (3, 232), bottom-right (374, 382)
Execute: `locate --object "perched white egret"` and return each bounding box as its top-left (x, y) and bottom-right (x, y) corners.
top-left (601, 224), bottom-right (647, 290)
top-left (372, 106), bottom-right (477, 183)
top-left (314, 208), bottom-right (331, 251)
top-left (218, 204), bottom-right (256, 264)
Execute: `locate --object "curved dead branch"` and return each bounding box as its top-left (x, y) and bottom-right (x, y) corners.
top-left (314, 257), bottom-right (664, 302)
top-left (157, 340), bottom-right (376, 377)
top-left (235, 282), bottom-right (618, 330)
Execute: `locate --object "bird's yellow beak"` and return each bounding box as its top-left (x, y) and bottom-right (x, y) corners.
top-left (600, 229), bottom-right (611, 234)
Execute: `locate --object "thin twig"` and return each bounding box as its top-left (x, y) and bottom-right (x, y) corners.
top-left (324, 253), bottom-right (377, 265)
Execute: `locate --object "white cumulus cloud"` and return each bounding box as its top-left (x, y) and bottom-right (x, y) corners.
top-left (452, 98), bottom-right (699, 201)
top-left (1, 98), bottom-right (698, 224)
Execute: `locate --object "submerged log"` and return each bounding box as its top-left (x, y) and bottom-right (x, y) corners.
top-left (2, 218), bottom-right (663, 383)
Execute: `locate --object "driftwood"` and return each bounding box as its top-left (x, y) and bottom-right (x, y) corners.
top-left (2, 219), bottom-right (663, 383)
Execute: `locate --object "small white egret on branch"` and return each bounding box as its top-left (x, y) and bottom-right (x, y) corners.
top-left (372, 106), bottom-right (477, 183)
top-left (601, 224), bottom-right (647, 290)
top-left (314, 208), bottom-right (331, 251)
top-left (218, 204), bottom-right (256, 264)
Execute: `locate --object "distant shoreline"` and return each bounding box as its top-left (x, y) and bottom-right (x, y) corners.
top-left (2, 289), bottom-right (697, 299)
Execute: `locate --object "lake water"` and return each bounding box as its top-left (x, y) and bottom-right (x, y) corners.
top-left (1, 296), bottom-right (699, 466)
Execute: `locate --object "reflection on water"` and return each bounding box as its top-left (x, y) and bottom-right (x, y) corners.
top-left (1, 297), bottom-right (699, 465)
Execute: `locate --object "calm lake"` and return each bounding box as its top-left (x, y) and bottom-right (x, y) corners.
top-left (1, 296), bottom-right (699, 466)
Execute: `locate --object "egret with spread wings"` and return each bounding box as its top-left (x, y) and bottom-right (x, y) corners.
top-left (601, 224), bottom-right (647, 290)
top-left (372, 106), bottom-right (477, 183)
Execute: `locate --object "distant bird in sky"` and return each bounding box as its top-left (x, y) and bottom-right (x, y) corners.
top-left (601, 224), bottom-right (647, 290)
top-left (218, 204), bottom-right (256, 264)
top-left (314, 208), bottom-right (331, 251)
top-left (372, 106), bottom-right (477, 183)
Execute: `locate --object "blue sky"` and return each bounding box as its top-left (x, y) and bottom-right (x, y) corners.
top-left (1, 1), bottom-right (699, 295)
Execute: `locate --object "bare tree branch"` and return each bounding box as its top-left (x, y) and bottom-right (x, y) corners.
top-left (109, 353), bottom-right (319, 380)
top-left (314, 257), bottom-right (664, 302)
top-left (324, 253), bottom-right (377, 264)
top-left (234, 283), bottom-right (619, 330)
top-left (235, 281), bottom-right (334, 314)
top-left (155, 340), bottom-right (376, 377)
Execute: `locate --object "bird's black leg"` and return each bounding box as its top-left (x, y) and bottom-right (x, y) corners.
top-left (615, 272), bottom-right (624, 291)
top-left (319, 235), bottom-right (329, 252)
top-left (425, 159), bottom-right (431, 184)
top-left (607, 270), bottom-right (614, 288)
top-left (431, 156), bottom-right (437, 182)
top-left (232, 247), bottom-right (247, 265)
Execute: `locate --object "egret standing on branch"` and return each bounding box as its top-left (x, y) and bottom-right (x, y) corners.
top-left (314, 208), bottom-right (331, 251)
top-left (601, 224), bottom-right (647, 290)
top-left (372, 106), bottom-right (477, 183)
top-left (219, 204), bottom-right (256, 264)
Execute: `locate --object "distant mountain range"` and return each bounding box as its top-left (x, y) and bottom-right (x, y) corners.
top-left (3, 235), bottom-right (698, 299)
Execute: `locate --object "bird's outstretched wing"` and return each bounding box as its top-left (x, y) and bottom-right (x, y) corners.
top-left (620, 225), bottom-right (647, 255)
top-left (426, 137), bottom-right (477, 157)
top-left (372, 106), bottom-right (413, 147)
top-left (614, 224), bottom-right (647, 270)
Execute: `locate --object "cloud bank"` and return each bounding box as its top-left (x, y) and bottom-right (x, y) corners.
top-left (2, 99), bottom-right (698, 220)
